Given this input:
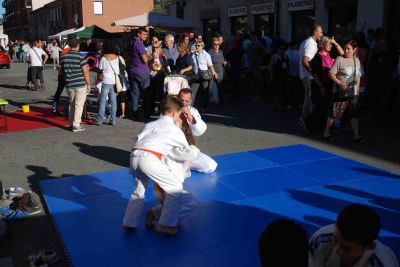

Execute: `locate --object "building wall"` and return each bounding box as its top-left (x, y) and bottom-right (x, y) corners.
top-left (163, 0), bottom-right (387, 44)
top-left (356, 0), bottom-right (384, 31)
top-left (81, 0), bottom-right (153, 33)
top-left (31, 0), bottom-right (64, 40)
top-left (31, 0), bottom-right (56, 11)
top-left (0, 24), bottom-right (4, 35)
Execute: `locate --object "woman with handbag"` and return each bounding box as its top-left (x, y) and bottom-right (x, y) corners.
top-left (94, 40), bottom-right (119, 126)
top-left (305, 36), bottom-right (344, 133)
top-left (323, 40), bottom-right (365, 143)
top-left (191, 41), bottom-right (218, 112)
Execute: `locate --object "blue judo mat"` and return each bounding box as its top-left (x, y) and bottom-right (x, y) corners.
top-left (40, 144), bottom-right (400, 267)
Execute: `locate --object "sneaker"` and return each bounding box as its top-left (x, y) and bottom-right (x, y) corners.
top-left (8, 186), bottom-right (25, 197)
top-left (0, 207), bottom-right (29, 221)
top-left (72, 126), bottom-right (85, 132)
top-left (28, 257), bottom-right (48, 267)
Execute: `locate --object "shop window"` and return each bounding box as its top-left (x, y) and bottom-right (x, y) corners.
top-left (231, 16), bottom-right (248, 35)
top-left (254, 14), bottom-right (274, 37)
top-left (203, 18), bottom-right (220, 44)
top-left (292, 10), bottom-right (314, 43)
top-left (329, 6), bottom-right (357, 42)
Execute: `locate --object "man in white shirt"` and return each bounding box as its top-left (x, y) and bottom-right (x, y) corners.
top-left (21, 42), bottom-right (30, 63)
top-left (299, 24), bottom-right (323, 126)
top-left (123, 96), bottom-right (199, 235)
top-left (27, 40), bottom-right (48, 90)
top-left (309, 204), bottom-right (399, 267)
top-left (178, 88), bottom-right (218, 173)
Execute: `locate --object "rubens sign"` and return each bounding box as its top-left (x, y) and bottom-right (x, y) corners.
top-left (288, 0), bottom-right (315, 11)
top-left (251, 3), bottom-right (275, 14)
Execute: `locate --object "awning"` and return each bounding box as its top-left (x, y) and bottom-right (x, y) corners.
top-left (111, 12), bottom-right (201, 31)
top-left (48, 27), bottom-right (86, 41)
top-left (73, 25), bottom-right (117, 39)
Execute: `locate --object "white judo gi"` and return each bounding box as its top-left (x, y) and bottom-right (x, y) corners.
top-left (123, 116), bottom-right (199, 228)
top-left (187, 106), bottom-right (218, 173)
top-left (151, 146), bottom-right (200, 222)
top-left (309, 224), bottom-right (399, 267)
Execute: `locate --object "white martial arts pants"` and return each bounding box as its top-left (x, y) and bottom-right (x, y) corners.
top-left (151, 191), bottom-right (199, 222)
top-left (191, 151), bottom-right (217, 173)
top-left (123, 150), bottom-right (183, 227)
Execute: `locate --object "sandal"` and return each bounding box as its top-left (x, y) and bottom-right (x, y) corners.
top-left (323, 135), bottom-right (336, 141)
top-left (353, 138), bottom-right (366, 144)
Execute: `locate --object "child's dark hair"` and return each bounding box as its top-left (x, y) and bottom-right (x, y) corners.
top-left (259, 219), bottom-right (308, 267)
top-left (336, 204), bottom-right (380, 247)
top-left (161, 95), bottom-right (183, 115)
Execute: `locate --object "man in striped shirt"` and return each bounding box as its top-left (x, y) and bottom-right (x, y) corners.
top-left (60, 38), bottom-right (91, 132)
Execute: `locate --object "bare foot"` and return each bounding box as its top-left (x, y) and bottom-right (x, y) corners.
top-left (145, 209), bottom-right (155, 229)
top-left (122, 225), bottom-right (136, 232)
top-left (156, 224), bottom-right (178, 235)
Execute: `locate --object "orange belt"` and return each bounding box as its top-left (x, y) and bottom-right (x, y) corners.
top-left (133, 148), bottom-right (163, 160)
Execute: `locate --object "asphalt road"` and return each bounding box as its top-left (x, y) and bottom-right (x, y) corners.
top-left (0, 62), bottom-right (399, 267)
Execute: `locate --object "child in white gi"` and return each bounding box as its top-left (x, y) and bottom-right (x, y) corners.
top-left (309, 204), bottom-right (398, 267)
top-left (145, 118), bottom-right (199, 229)
top-left (122, 95), bottom-right (199, 235)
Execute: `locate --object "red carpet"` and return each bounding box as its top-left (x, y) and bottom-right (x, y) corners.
top-left (0, 106), bottom-right (90, 133)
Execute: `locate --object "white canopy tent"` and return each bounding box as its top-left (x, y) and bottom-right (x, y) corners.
top-left (111, 12), bottom-right (201, 31)
top-left (0, 33), bottom-right (9, 49)
top-left (48, 26), bottom-right (86, 41)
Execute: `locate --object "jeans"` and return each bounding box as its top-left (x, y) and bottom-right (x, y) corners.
top-left (190, 80), bottom-right (210, 110)
top-left (97, 83), bottom-right (117, 125)
top-left (128, 73), bottom-right (151, 114)
top-left (301, 78), bottom-right (313, 121)
top-left (30, 66), bottom-right (44, 88)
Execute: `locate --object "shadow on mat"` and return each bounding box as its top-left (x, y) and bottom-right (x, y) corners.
top-left (26, 165), bottom-right (74, 194)
top-left (350, 167), bottom-right (400, 179)
top-left (73, 142), bottom-right (130, 167)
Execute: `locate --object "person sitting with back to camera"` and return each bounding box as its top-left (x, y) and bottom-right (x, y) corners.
top-left (309, 203), bottom-right (399, 267)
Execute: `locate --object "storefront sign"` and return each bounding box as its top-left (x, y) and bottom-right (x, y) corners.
top-left (228, 6), bottom-right (247, 17)
top-left (251, 3), bottom-right (275, 14)
top-left (163, 0), bottom-right (173, 6)
top-left (288, 0), bottom-right (315, 11)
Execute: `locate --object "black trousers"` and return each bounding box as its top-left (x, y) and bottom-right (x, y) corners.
top-left (53, 73), bottom-right (66, 106)
top-left (30, 66), bottom-right (44, 86)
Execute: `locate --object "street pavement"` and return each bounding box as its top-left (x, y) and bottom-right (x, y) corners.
top-left (0, 62), bottom-right (399, 267)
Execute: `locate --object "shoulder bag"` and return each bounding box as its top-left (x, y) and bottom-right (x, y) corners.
top-left (105, 57), bottom-right (123, 93)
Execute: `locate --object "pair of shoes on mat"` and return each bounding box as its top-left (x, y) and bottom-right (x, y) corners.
top-left (28, 250), bottom-right (60, 267)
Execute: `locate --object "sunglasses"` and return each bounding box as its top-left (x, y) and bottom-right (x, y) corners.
top-left (154, 46), bottom-right (160, 48)
top-left (213, 43), bottom-right (220, 46)
top-left (195, 45), bottom-right (201, 47)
